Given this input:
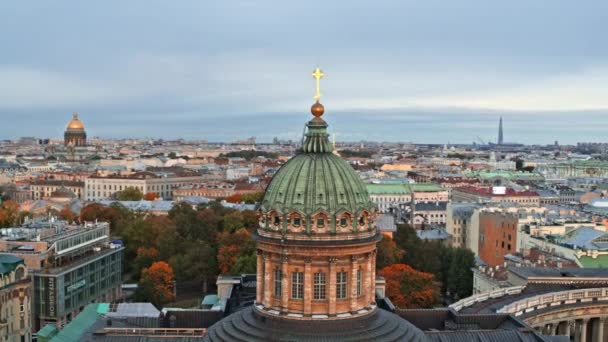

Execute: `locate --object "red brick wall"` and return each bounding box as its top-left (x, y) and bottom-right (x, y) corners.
top-left (478, 212), bottom-right (518, 267)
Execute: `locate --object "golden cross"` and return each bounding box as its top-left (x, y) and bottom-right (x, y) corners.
top-left (311, 67), bottom-right (325, 100)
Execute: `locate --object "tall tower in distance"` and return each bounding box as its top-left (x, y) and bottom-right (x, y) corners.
top-left (498, 117), bottom-right (504, 145)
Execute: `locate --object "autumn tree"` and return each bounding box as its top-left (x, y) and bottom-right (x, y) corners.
top-left (137, 261), bottom-right (175, 306)
top-left (224, 194), bottom-right (242, 203)
top-left (170, 239), bottom-right (218, 291)
top-left (143, 192), bottom-right (158, 201)
top-left (58, 206), bottom-right (78, 223)
top-left (0, 200), bottom-right (20, 227)
top-left (379, 263), bottom-right (440, 309)
top-left (115, 187), bottom-right (143, 201)
top-left (217, 228), bottom-right (256, 274)
top-left (376, 236), bottom-right (405, 270)
top-left (133, 247), bottom-right (159, 278)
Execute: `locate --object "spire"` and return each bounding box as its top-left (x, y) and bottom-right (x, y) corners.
top-left (73, 111), bottom-right (79, 119)
top-left (498, 117), bottom-right (503, 145)
top-left (302, 67), bottom-right (331, 153)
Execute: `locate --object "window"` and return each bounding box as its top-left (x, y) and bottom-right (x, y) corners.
top-left (314, 272), bottom-right (326, 300)
top-left (293, 217), bottom-right (301, 227)
top-left (337, 271), bottom-right (348, 299)
top-left (359, 216), bottom-right (365, 225)
top-left (292, 272), bottom-right (304, 299)
top-left (274, 216), bottom-right (280, 226)
top-left (357, 268), bottom-right (362, 297)
top-left (317, 217), bottom-right (325, 227)
top-left (274, 269), bottom-right (282, 297)
top-left (340, 217), bottom-right (348, 227)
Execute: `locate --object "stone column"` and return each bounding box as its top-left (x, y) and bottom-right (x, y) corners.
top-left (281, 256), bottom-right (289, 313)
top-left (364, 253), bottom-right (372, 307)
top-left (371, 250), bottom-right (377, 304)
top-left (304, 257), bottom-right (312, 315)
top-left (350, 256), bottom-right (358, 312)
top-left (579, 318), bottom-right (589, 342)
top-left (256, 251), bottom-right (263, 304)
top-left (564, 320), bottom-right (572, 337)
top-left (594, 317), bottom-right (606, 342)
top-left (552, 322), bottom-right (559, 335)
top-left (263, 253), bottom-right (272, 307)
top-left (329, 257), bottom-right (337, 315)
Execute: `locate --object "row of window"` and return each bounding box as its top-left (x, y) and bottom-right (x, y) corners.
top-left (274, 270), bottom-right (362, 300)
top-left (270, 215), bottom-right (367, 228)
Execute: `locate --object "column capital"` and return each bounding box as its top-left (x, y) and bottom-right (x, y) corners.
top-left (329, 257), bottom-right (338, 264)
top-left (304, 257), bottom-right (312, 263)
top-left (600, 316), bottom-right (608, 323)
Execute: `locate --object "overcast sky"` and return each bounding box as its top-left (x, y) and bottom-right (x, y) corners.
top-left (1, 1), bottom-right (607, 143)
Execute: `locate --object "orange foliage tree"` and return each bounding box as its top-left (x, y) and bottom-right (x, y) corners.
top-left (379, 263), bottom-right (440, 309)
top-left (138, 261), bottom-right (175, 306)
top-left (217, 228), bottom-right (256, 274)
top-left (143, 192), bottom-right (158, 201)
top-left (0, 200), bottom-right (20, 227)
top-left (58, 206), bottom-right (78, 223)
top-left (224, 194), bottom-right (242, 203)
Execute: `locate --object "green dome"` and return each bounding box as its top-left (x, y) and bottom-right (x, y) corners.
top-left (261, 112), bottom-right (376, 234)
top-left (262, 153), bottom-right (374, 215)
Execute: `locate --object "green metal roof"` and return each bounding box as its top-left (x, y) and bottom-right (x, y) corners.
top-left (261, 115), bottom-right (374, 216)
top-left (366, 184), bottom-right (411, 195)
top-left (366, 183), bottom-right (443, 195)
top-left (578, 255), bottom-right (608, 268)
top-left (37, 324), bottom-right (59, 341)
top-left (0, 254), bottom-right (24, 275)
top-left (50, 303), bottom-right (106, 341)
top-left (464, 170), bottom-right (544, 180)
top-left (202, 294), bottom-right (219, 306)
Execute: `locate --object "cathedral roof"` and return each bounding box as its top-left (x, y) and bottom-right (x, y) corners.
top-left (66, 112), bottom-right (86, 131)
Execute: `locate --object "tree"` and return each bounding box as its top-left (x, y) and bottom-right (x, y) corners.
top-left (116, 187), bottom-right (143, 201)
top-left (133, 247), bottom-right (159, 279)
top-left (231, 253), bottom-right (256, 274)
top-left (376, 236), bottom-right (405, 270)
top-left (217, 228), bottom-right (256, 274)
top-left (224, 194), bottom-right (242, 203)
top-left (143, 192), bottom-right (158, 201)
top-left (137, 261), bottom-right (175, 306)
top-left (0, 200), bottom-right (20, 227)
top-left (379, 264), bottom-right (440, 309)
top-left (170, 239), bottom-right (217, 292)
top-left (447, 248), bottom-right (475, 300)
top-left (58, 206), bottom-right (77, 223)
top-left (241, 191), bottom-right (264, 204)
top-left (222, 211), bottom-right (244, 232)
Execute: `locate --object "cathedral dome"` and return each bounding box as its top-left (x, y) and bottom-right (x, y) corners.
top-left (66, 112), bottom-right (85, 131)
top-left (259, 102), bottom-right (376, 239)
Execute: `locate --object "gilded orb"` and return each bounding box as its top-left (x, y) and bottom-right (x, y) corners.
top-left (311, 101), bottom-right (325, 117)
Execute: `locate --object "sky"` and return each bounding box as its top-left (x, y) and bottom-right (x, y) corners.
top-left (0, 1), bottom-right (607, 144)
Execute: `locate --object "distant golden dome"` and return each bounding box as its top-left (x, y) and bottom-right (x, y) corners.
top-left (66, 112), bottom-right (85, 131)
top-left (311, 101), bottom-right (324, 117)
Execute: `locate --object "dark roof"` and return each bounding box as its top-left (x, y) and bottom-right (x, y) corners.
top-left (415, 202), bottom-right (448, 211)
top-left (204, 306), bottom-right (427, 342)
top-left (509, 266), bottom-right (608, 279)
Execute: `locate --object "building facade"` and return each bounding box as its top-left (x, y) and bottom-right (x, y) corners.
top-left (478, 211), bottom-right (518, 267)
top-left (0, 255), bottom-right (32, 342)
top-left (0, 221), bottom-right (123, 330)
top-left (30, 180), bottom-right (84, 200)
top-left (85, 171), bottom-right (202, 200)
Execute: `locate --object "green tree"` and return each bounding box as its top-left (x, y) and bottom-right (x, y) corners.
top-left (231, 253), bottom-right (256, 274)
top-left (241, 191), bottom-right (264, 204)
top-left (116, 187), bottom-right (144, 201)
top-left (376, 236), bottom-right (405, 270)
top-left (170, 239), bottom-right (218, 291)
top-left (222, 211), bottom-right (244, 232)
top-left (447, 248), bottom-right (475, 300)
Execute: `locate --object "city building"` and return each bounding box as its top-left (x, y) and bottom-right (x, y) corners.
top-left (85, 169), bottom-right (203, 201)
top-left (452, 186), bottom-right (540, 207)
top-left (478, 211), bottom-right (518, 267)
top-left (0, 220), bottom-right (123, 330)
top-left (30, 180), bottom-right (84, 200)
top-left (366, 183), bottom-right (448, 213)
top-left (64, 112), bottom-right (87, 147)
top-left (0, 254), bottom-right (32, 342)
